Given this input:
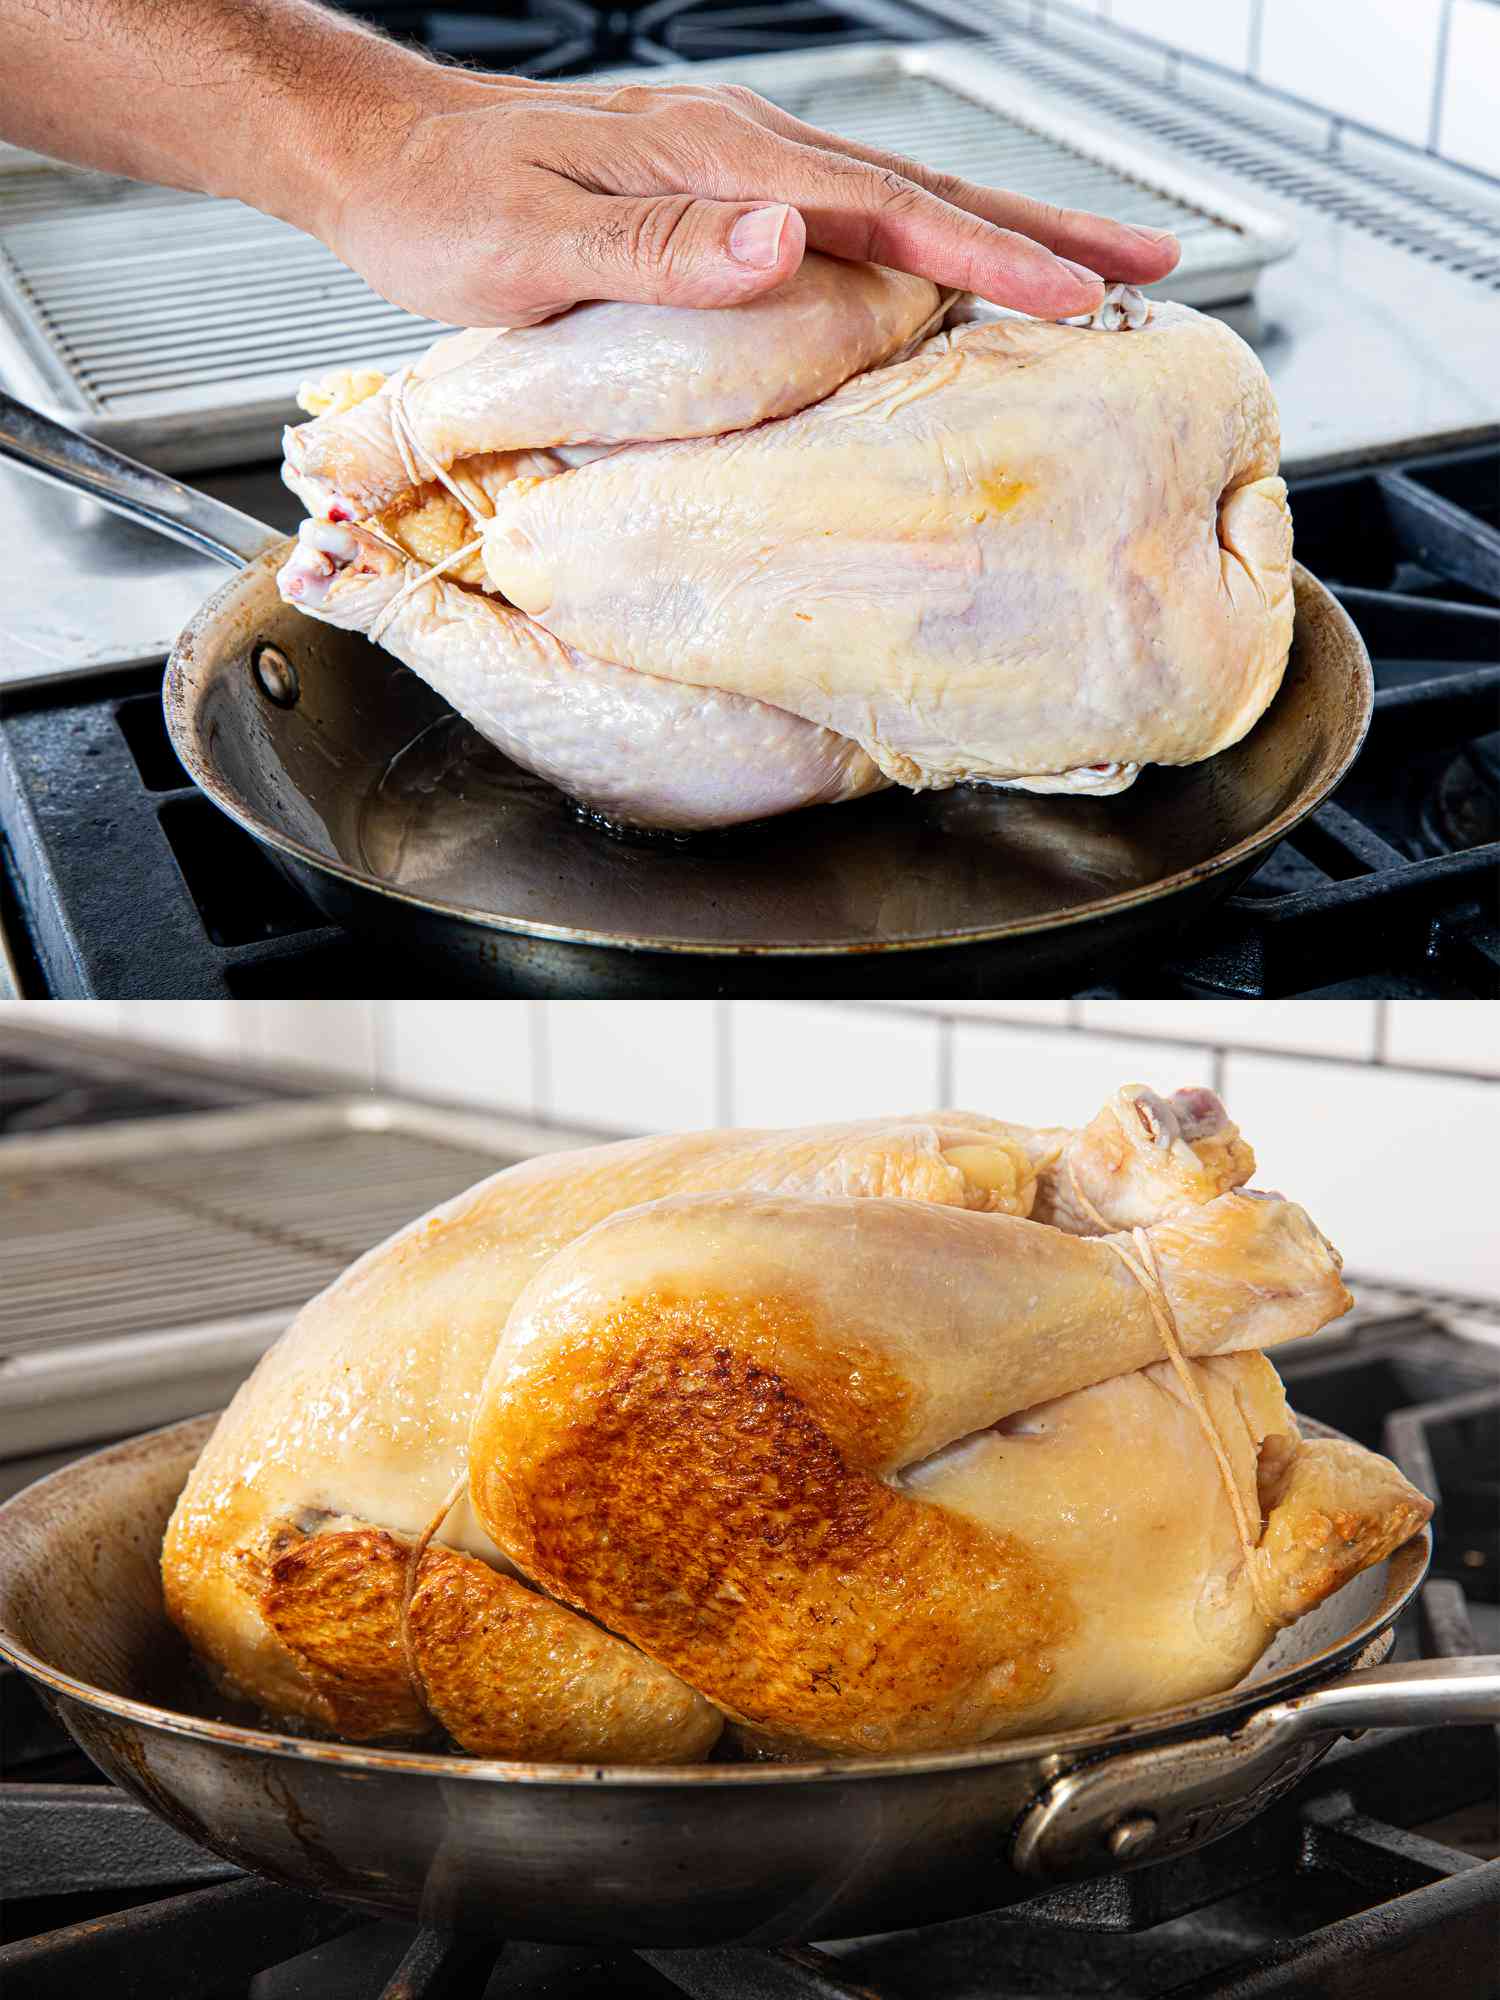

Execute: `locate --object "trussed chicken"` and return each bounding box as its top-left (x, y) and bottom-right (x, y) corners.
top-left (163, 1088), bottom-right (1428, 1763)
top-left (279, 264), bottom-right (1292, 831)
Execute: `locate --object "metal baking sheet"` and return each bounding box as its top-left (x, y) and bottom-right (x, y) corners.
top-left (0, 40), bottom-right (1292, 470)
top-left (0, 1096), bottom-right (595, 1457)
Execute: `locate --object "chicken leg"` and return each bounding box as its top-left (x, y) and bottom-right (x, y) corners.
top-left (283, 256), bottom-right (943, 522)
top-left (279, 520), bottom-right (885, 832)
top-left (467, 1186), bottom-right (1415, 1755)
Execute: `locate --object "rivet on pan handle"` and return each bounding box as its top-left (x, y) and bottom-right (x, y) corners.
top-left (1010, 1654), bottom-right (1500, 1882)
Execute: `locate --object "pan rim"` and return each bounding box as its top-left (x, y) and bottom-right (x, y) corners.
top-left (162, 557), bottom-right (1374, 960)
top-left (0, 1411), bottom-right (1428, 1790)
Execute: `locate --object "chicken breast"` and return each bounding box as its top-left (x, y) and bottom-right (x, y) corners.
top-left (480, 302), bottom-right (1294, 791)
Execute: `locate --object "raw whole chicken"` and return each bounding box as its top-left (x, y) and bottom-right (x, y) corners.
top-left (278, 256), bottom-right (1292, 830)
top-left (278, 258), bottom-right (1293, 830)
top-left (162, 1086), bottom-right (1428, 1762)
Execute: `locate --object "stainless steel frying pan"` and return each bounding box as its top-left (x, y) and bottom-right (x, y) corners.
top-left (1, 1415), bottom-right (1494, 1946)
top-left (0, 391), bottom-right (1374, 996)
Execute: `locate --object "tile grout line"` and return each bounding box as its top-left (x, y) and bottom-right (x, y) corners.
top-left (715, 1002), bottom-right (734, 1127)
top-left (836, 1003), bottom-right (1499, 1088)
top-left (528, 1001), bottom-right (550, 1120)
top-left (1373, 1000), bottom-right (1390, 1066)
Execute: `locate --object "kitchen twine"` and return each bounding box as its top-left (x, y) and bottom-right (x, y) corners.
top-left (1067, 1160), bottom-right (1263, 1573)
top-left (399, 1466), bottom-right (468, 1705)
top-left (365, 367), bottom-right (489, 647)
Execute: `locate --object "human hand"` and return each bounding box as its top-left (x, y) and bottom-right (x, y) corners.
top-left (327, 72), bottom-right (1180, 327)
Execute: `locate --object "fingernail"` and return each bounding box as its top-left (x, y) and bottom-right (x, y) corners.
top-left (1126, 224), bottom-right (1178, 248)
top-left (729, 204), bottom-right (790, 270)
top-left (1058, 256), bottom-right (1103, 287)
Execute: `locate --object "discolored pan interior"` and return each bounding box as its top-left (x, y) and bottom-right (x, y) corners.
top-left (0, 1414), bottom-right (1422, 1779)
top-left (0, 1415), bottom-right (1424, 1942)
top-left (163, 559), bottom-right (1373, 963)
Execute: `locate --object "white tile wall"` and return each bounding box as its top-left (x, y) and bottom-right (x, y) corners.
top-left (1107, 0), bottom-right (1255, 72)
top-left (1221, 1049), bottom-right (1500, 1298)
top-left (239, 1001), bottom-right (379, 1085)
top-left (1074, 998), bottom-right (1377, 1057)
top-left (1258, 0), bottom-right (1446, 149)
top-left (952, 1021), bottom-right (1216, 1126)
top-left (5, 998), bottom-right (1497, 1297)
top-left (377, 1001), bottom-right (535, 1110)
top-left (1440, 0), bottom-right (1500, 178)
top-left (729, 1002), bottom-right (942, 1125)
top-left (914, 999), bottom-right (1071, 1023)
top-left (1383, 999), bottom-right (1500, 1074)
top-left (539, 1001), bottom-right (720, 1133)
top-left (1061, 0), bottom-right (1497, 177)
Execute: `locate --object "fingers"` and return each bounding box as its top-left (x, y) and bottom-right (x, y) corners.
top-left (533, 95), bottom-right (1109, 311)
top-left (745, 139), bottom-right (1107, 313)
top-left (575, 106), bottom-right (1111, 313)
top-left (504, 187), bottom-right (809, 319)
top-left (756, 107), bottom-right (1181, 286)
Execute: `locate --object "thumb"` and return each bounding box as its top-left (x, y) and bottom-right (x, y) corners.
top-left (562, 193), bottom-right (807, 308)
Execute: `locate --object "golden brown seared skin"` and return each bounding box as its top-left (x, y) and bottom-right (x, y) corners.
top-left (246, 1524), bottom-right (430, 1740)
top-left (471, 1287), bottom-right (1075, 1755)
top-left (1249, 1436), bottom-right (1433, 1626)
top-left (239, 1520), bottom-right (721, 1759)
top-left (161, 1115), bottom-right (1042, 1753)
top-left (409, 1546), bottom-right (721, 1762)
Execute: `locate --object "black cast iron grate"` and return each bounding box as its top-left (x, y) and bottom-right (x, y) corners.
top-left (320, 0), bottom-right (969, 79)
top-left (1, 446), bottom-right (1497, 999)
top-left (2, 1303), bottom-right (1496, 1999)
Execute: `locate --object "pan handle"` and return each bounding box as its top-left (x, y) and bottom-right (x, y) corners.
top-left (0, 389), bottom-right (283, 569)
top-left (1011, 1654), bottom-right (1500, 1882)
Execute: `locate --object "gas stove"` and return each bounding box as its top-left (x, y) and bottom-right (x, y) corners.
top-left (1, 442), bottom-right (1495, 1000)
top-left (3, 1293), bottom-right (1496, 1997)
top-left (1, 0), bottom-right (1497, 998)
top-left (346, 0), bottom-right (950, 74)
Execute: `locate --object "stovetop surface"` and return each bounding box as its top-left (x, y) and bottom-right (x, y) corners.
top-left (3, 1300), bottom-right (1496, 1997)
top-left (1, 445), bottom-right (1495, 999)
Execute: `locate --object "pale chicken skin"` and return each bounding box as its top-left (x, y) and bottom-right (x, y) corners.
top-left (480, 302), bottom-right (1295, 791)
top-left (281, 256), bottom-right (943, 522)
top-left (279, 276), bottom-right (1292, 828)
top-left (280, 520), bottom-right (886, 833)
